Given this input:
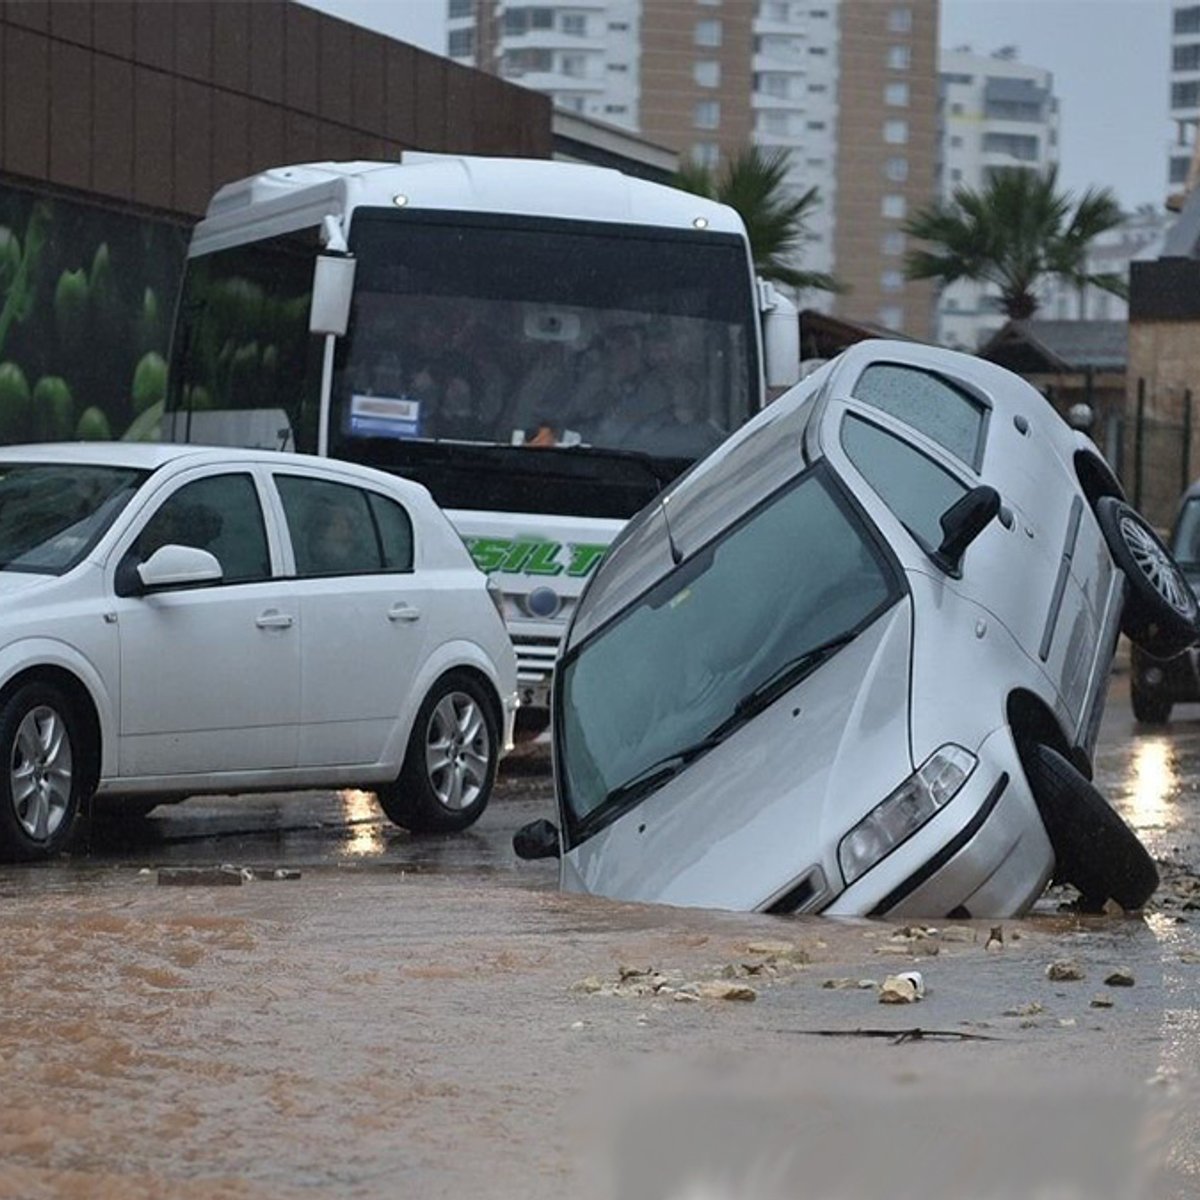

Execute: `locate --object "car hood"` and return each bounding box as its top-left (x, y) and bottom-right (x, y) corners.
top-left (562, 599), bottom-right (914, 911)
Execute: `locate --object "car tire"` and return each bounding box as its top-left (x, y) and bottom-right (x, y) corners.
top-left (376, 672), bottom-right (499, 834)
top-left (0, 683), bottom-right (86, 861)
top-left (1096, 497), bottom-right (1199, 659)
top-left (1021, 741), bottom-right (1158, 911)
top-left (1130, 680), bottom-right (1172, 726)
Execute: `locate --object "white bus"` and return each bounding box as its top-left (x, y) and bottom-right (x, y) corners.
top-left (164, 154), bottom-right (799, 719)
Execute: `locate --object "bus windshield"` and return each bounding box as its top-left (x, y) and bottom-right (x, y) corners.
top-left (327, 211), bottom-right (759, 466)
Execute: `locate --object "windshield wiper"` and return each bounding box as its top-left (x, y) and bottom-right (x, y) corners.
top-left (730, 631), bottom-right (862, 724)
top-left (578, 730), bottom-right (729, 838)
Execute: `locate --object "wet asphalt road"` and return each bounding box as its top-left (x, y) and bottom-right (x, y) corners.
top-left (2, 673), bottom-right (1200, 1198)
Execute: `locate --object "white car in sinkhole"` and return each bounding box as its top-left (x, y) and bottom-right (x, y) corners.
top-left (516, 340), bottom-right (1195, 919)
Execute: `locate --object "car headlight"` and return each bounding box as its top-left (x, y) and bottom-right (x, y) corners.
top-left (838, 745), bottom-right (977, 886)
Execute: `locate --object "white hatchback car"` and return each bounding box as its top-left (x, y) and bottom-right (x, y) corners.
top-left (517, 341), bottom-right (1196, 918)
top-left (0, 444), bottom-right (517, 861)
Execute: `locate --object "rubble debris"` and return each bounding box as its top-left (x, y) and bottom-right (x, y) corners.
top-left (157, 866), bottom-right (251, 887)
top-left (985, 925), bottom-right (1005, 951)
top-left (696, 981), bottom-right (757, 1002)
top-left (1090, 994), bottom-right (1115, 1009)
top-left (1179, 951), bottom-right (1200, 964)
top-left (745, 940), bottom-right (811, 964)
top-left (879, 972), bottom-right (924, 1004)
top-left (570, 977), bottom-right (604, 995)
top-left (822, 978), bottom-right (859, 990)
top-left (618, 963), bottom-right (654, 980)
top-left (789, 1028), bottom-right (997, 1044)
top-left (1104, 969), bottom-right (1135, 987)
top-left (1046, 959), bottom-right (1085, 982)
top-left (939, 925), bottom-right (975, 943)
top-left (1003, 1002), bottom-right (1044, 1018)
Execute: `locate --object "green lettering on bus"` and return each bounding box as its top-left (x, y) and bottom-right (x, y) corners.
top-left (464, 537), bottom-right (609, 579)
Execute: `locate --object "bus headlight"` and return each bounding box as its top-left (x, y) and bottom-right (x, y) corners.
top-left (838, 745), bottom-right (977, 886)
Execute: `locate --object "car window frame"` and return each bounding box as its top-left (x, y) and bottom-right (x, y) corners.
top-left (270, 471), bottom-right (417, 580)
top-left (845, 359), bottom-right (993, 472)
top-left (110, 465), bottom-right (283, 595)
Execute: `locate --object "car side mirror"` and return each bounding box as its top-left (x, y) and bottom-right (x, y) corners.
top-left (513, 818), bottom-right (561, 861)
top-left (931, 485), bottom-right (1000, 576)
top-left (136, 545), bottom-right (224, 594)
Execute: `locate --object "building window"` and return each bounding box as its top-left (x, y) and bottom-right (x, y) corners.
top-left (561, 12), bottom-right (586, 35)
top-left (950, 102), bottom-right (964, 115)
top-left (809, 83), bottom-right (827, 93)
top-left (885, 81), bottom-right (909, 107)
top-left (888, 45), bottom-right (910, 70)
top-left (694, 60), bottom-right (721, 87)
top-left (607, 62), bottom-right (629, 72)
top-left (807, 120), bottom-right (826, 130)
top-left (759, 111), bottom-right (793, 136)
top-left (698, 0), bottom-right (722, 6)
top-left (1171, 155), bottom-right (1192, 184)
top-left (695, 19), bottom-right (723, 46)
top-left (878, 306), bottom-right (904, 331)
top-left (882, 194), bottom-right (906, 219)
top-left (888, 7), bottom-right (913, 33)
top-left (881, 269), bottom-right (904, 292)
top-left (1175, 5), bottom-right (1200, 34)
top-left (692, 142), bottom-right (720, 168)
top-left (950, 168), bottom-right (962, 182)
top-left (983, 131), bottom-right (1040, 161)
top-left (758, 73), bottom-right (793, 99)
top-left (608, 21), bottom-right (629, 31)
top-left (604, 104), bottom-right (627, 114)
top-left (448, 28), bottom-right (474, 56)
top-left (762, 1), bottom-right (791, 19)
top-left (885, 156), bottom-right (908, 182)
top-left (950, 135), bottom-right (963, 148)
top-left (809, 46), bottom-right (828, 55)
top-left (448, 0), bottom-right (473, 17)
top-left (884, 119), bottom-right (908, 144)
top-left (561, 54), bottom-right (587, 77)
top-left (811, 8), bottom-right (829, 16)
top-left (943, 72), bottom-right (973, 85)
top-left (531, 7), bottom-right (554, 28)
top-left (882, 231), bottom-right (906, 256)
top-left (504, 47), bottom-right (553, 75)
top-left (1172, 80), bottom-right (1200, 110)
top-left (694, 100), bottom-right (721, 129)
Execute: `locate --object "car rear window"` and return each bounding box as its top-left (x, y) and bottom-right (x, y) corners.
top-left (851, 363), bottom-right (986, 467)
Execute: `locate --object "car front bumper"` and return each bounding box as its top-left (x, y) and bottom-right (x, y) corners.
top-left (1132, 644), bottom-right (1200, 703)
top-left (821, 727), bottom-right (1055, 920)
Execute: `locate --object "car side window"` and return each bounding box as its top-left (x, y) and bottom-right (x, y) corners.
top-left (367, 492), bottom-right (414, 571)
top-left (277, 475), bottom-right (412, 576)
top-left (851, 363), bottom-right (986, 467)
top-left (133, 473), bottom-right (270, 583)
top-left (842, 413), bottom-right (968, 550)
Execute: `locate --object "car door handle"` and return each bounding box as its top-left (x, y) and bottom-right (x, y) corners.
top-left (388, 604), bottom-right (422, 623)
top-left (255, 610), bottom-right (294, 630)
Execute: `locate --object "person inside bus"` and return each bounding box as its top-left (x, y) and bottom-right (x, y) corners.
top-left (571, 323), bottom-right (672, 449)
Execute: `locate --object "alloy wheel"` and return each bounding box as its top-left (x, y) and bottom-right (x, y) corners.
top-left (424, 691), bottom-right (491, 811)
top-left (1119, 514), bottom-right (1197, 621)
top-left (11, 704), bottom-right (73, 841)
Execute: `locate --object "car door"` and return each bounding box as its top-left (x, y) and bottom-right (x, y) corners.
top-left (271, 471), bottom-right (430, 767)
top-left (112, 468), bottom-right (300, 778)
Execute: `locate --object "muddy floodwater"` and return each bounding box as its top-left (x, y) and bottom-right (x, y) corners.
top-left (2, 675), bottom-right (1200, 1198)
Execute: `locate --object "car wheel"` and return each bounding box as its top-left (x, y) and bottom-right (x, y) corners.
top-left (1130, 679), bottom-right (1172, 726)
top-left (0, 683), bottom-right (86, 861)
top-left (376, 672), bottom-right (499, 834)
top-left (1096, 497), bottom-right (1199, 659)
top-left (1021, 742), bottom-right (1158, 911)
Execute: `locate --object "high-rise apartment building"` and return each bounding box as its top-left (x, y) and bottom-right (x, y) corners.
top-left (935, 47), bottom-right (1059, 350)
top-left (1170, 2), bottom-right (1200, 202)
top-left (446, 0), bottom-right (937, 339)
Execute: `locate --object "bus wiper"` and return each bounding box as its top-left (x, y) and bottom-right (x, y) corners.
top-left (731, 631), bottom-right (861, 723)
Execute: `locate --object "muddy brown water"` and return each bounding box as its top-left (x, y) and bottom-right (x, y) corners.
top-left (1, 675), bottom-right (1199, 1198)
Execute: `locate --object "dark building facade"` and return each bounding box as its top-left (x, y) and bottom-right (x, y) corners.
top-left (0, 0), bottom-right (551, 444)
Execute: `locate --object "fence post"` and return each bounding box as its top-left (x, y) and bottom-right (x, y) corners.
top-left (1135, 378), bottom-right (1145, 512)
top-left (1185, 389), bottom-right (1194, 494)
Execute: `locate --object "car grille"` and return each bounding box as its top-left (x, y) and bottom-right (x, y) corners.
top-left (513, 635), bottom-right (561, 686)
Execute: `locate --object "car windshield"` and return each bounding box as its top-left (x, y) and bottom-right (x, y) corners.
top-left (557, 466), bottom-right (903, 838)
top-left (1173, 497), bottom-right (1200, 571)
top-left (0, 464), bottom-right (147, 575)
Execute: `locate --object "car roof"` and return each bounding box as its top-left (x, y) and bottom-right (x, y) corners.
top-left (0, 442), bottom-right (430, 498)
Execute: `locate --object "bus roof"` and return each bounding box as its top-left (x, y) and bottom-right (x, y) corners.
top-left (191, 153), bottom-right (746, 257)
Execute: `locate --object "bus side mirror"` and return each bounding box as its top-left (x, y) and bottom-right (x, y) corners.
top-left (759, 280), bottom-right (800, 392)
top-left (310, 253), bottom-right (356, 337)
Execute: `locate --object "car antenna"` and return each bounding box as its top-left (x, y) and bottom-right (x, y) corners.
top-left (660, 495), bottom-right (683, 566)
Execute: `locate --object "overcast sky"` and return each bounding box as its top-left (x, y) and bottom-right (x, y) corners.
top-left (305, 0), bottom-right (1174, 211)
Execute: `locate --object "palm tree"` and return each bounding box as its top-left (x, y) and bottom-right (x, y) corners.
top-left (903, 166), bottom-right (1126, 320)
top-left (675, 147), bottom-right (840, 294)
